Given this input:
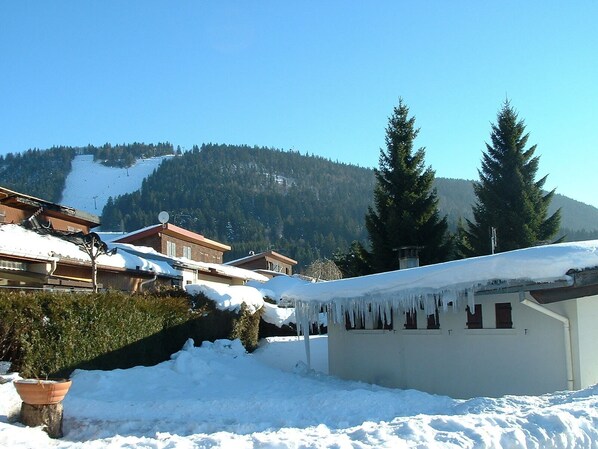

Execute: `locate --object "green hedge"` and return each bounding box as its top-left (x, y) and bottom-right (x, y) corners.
top-left (0, 289), bottom-right (261, 378)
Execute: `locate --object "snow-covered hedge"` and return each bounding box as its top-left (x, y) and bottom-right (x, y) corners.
top-left (0, 289), bottom-right (261, 378)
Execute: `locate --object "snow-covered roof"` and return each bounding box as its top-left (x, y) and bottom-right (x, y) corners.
top-left (282, 240), bottom-right (598, 327)
top-left (0, 224), bottom-right (178, 277)
top-left (225, 250), bottom-right (297, 266)
top-left (96, 231), bottom-right (127, 243)
top-left (115, 223), bottom-right (231, 252)
top-left (111, 242), bottom-right (268, 282)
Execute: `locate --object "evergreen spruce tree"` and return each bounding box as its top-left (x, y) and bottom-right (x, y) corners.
top-left (461, 101), bottom-right (561, 256)
top-left (364, 99), bottom-right (449, 273)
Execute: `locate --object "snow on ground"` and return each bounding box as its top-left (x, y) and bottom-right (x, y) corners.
top-left (1, 337), bottom-right (597, 448)
top-left (60, 154), bottom-right (174, 216)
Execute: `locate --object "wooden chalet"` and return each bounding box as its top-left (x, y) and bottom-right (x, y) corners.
top-left (226, 250), bottom-right (297, 278)
top-left (0, 186), bottom-right (100, 233)
top-left (0, 186), bottom-right (180, 291)
top-left (114, 223), bottom-right (231, 264)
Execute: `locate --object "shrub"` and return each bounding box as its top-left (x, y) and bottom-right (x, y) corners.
top-left (0, 289), bottom-right (260, 378)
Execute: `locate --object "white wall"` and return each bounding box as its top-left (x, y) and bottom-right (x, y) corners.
top-left (557, 294), bottom-right (598, 389)
top-left (329, 292), bottom-right (573, 398)
top-left (576, 296), bottom-right (598, 388)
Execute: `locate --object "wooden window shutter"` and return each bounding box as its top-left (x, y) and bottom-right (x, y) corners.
top-left (466, 304), bottom-right (483, 329)
top-left (495, 302), bottom-right (513, 329)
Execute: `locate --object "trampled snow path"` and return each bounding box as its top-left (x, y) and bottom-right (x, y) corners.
top-left (1, 336), bottom-right (597, 448)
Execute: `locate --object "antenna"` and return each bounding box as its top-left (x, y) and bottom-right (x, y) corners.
top-left (158, 211), bottom-right (170, 228)
top-left (490, 227), bottom-right (497, 254)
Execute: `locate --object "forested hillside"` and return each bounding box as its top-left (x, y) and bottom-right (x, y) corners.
top-left (0, 143), bottom-right (174, 202)
top-left (0, 147), bottom-right (76, 202)
top-left (2, 143), bottom-right (597, 268)
top-left (101, 144), bottom-right (375, 264)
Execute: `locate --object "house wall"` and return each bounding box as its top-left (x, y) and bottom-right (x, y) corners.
top-left (234, 256), bottom-right (293, 274)
top-left (159, 234), bottom-right (224, 263)
top-left (180, 268), bottom-right (243, 288)
top-left (550, 294), bottom-right (598, 389)
top-left (575, 295), bottom-right (598, 388)
top-left (127, 235), bottom-right (162, 253)
top-left (196, 272), bottom-right (240, 288)
top-left (328, 292), bottom-right (572, 398)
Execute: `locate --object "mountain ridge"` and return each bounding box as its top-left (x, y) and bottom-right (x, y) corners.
top-left (1, 144), bottom-right (597, 267)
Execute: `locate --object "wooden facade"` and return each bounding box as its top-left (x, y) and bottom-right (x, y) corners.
top-left (227, 250), bottom-right (297, 277)
top-left (0, 186), bottom-right (100, 233)
top-left (115, 223), bottom-right (231, 264)
top-left (0, 251), bottom-right (177, 292)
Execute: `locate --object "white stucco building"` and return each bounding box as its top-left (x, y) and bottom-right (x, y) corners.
top-left (282, 241), bottom-right (598, 399)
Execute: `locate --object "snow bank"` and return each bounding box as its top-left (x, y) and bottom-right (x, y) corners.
top-left (185, 283), bottom-right (264, 313)
top-left (247, 274), bottom-right (312, 303)
top-left (2, 336), bottom-right (597, 448)
top-left (261, 301), bottom-right (295, 326)
top-left (184, 276), bottom-right (305, 321)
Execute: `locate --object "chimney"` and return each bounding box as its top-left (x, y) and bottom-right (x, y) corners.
top-left (399, 246), bottom-right (419, 269)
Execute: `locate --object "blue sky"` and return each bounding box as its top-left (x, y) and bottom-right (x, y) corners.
top-left (1, 2), bottom-right (597, 206)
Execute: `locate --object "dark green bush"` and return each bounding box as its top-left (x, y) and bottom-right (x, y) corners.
top-left (0, 289), bottom-right (261, 378)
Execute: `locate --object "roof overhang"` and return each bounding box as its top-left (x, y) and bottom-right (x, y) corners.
top-left (530, 268), bottom-right (598, 303)
top-left (227, 250), bottom-right (297, 266)
top-left (0, 186), bottom-right (100, 228)
top-left (116, 223), bottom-right (231, 252)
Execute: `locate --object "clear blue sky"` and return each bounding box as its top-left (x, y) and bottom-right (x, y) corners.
top-left (1, 2), bottom-right (597, 206)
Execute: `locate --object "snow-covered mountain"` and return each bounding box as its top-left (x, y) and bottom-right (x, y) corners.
top-left (60, 154), bottom-right (174, 216)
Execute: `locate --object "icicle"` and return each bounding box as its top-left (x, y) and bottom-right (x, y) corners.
top-left (467, 289), bottom-right (475, 311)
top-left (302, 312), bottom-right (311, 369)
top-left (442, 290), bottom-right (456, 312)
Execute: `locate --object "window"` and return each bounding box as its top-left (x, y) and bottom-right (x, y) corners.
top-left (167, 241), bottom-right (177, 257)
top-left (466, 304), bottom-right (483, 329)
top-left (427, 308), bottom-right (440, 329)
top-left (345, 312), bottom-right (365, 330)
top-left (345, 306), bottom-right (393, 330)
top-left (183, 246), bottom-right (192, 259)
top-left (404, 310), bottom-right (417, 329)
top-left (495, 302), bottom-right (513, 329)
top-left (375, 310), bottom-right (393, 330)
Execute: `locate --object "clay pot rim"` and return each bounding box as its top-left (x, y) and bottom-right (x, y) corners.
top-left (13, 378), bottom-right (71, 385)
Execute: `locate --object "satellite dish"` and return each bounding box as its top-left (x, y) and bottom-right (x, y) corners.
top-left (158, 211), bottom-right (170, 224)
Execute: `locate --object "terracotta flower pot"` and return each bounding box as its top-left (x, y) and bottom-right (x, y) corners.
top-left (13, 379), bottom-right (72, 405)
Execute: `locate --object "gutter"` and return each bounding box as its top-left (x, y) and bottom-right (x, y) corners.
top-left (520, 295), bottom-right (574, 390)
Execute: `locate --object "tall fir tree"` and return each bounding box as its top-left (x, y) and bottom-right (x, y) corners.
top-left (461, 101), bottom-right (561, 256)
top-left (364, 99), bottom-right (449, 273)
